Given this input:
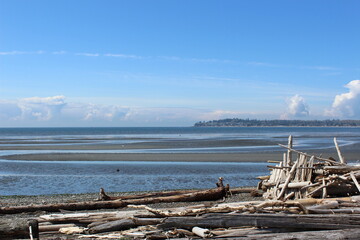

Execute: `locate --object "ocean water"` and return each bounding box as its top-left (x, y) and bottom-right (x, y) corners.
top-left (1, 127), bottom-right (360, 195)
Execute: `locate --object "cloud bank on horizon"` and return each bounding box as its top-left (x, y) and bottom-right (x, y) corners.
top-left (0, 80), bottom-right (359, 127)
top-left (0, 95), bottom-right (252, 127)
top-left (325, 80), bottom-right (360, 118)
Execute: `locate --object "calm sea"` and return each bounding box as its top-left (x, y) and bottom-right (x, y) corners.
top-left (1, 127), bottom-right (360, 195)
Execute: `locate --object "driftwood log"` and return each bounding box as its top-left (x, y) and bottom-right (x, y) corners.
top-left (158, 213), bottom-right (360, 230)
top-left (0, 186), bottom-right (227, 214)
top-left (88, 218), bottom-right (163, 234)
top-left (232, 228), bottom-right (360, 240)
top-left (98, 188), bottom-right (199, 201)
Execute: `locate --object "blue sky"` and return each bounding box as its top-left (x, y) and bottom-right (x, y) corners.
top-left (0, 0), bottom-right (359, 127)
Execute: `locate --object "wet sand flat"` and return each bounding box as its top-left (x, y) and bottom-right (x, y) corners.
top-left (0, 138), bottom-right (278, 150)
top-left (4, 150), bottom-right (360, 162)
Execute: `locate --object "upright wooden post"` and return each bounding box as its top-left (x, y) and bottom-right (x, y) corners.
top-left (287, 135), bottom-right (293, 165)
top-left (283, 153), bottom-right (287, 167)
top-left (334, 137), bottom-right (346, 164)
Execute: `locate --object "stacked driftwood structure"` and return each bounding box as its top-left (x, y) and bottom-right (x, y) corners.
top-left (2, 136), bottom-right (360, 239)
top-left (259, 136), bottom-right (360, 200)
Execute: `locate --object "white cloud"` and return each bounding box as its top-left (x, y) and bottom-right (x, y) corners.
top-left (104, 53), bottom-right (144, 59)
top-left (0, 50), bottom-right (45, 55)
top-left (325, 80), bottom-right (360, 118)
top-left (0, 96), bottom-right (131, 125)
top-left (52, 51), bottom-right (67, 55)
top-left (281, 94), bottom-right (309, 119)
top-left (301, 66), bottom-right (340, 71)
top-left (75, 53), bottom-right (100, 57)
top-left (81, 104), bottom-right (129, 121)
top-left (17, 96), bottom-right (67, 121)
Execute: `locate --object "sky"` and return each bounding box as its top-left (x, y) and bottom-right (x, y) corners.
top-left (0, 0), bottom-right (360, 127)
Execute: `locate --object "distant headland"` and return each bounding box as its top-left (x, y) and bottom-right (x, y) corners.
top-left (194, 119), bottom-right (360, 127)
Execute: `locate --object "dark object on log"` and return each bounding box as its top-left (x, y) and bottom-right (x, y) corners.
top-left (0, 187), bottom-right (227, 214)
top-left (158, 213), bottom-right (360, 230)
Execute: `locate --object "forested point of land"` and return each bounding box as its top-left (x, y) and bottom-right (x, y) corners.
top-left (194, 119), bottom-right (360, 127)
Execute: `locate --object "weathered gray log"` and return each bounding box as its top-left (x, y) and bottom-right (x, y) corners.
top-left (87, 218), bottom-right (137, 234)
top-left (212, 227), bottom-right (301, 238)
top-left (158, 213), bottom-right (360, 230)
top-left (0, 199), bottom-right (129, 214)
top-left (0, 219), bottom-right (32, 238)
top-left (233, 228), bottom-right (360, 240)
top-left (88, 218), bottom-right (163, 234)
top-left (1, 187), bottom-right (226, 214)
top-left (324, 165), bottom-right (360, 174)
top-left (307, 208), bottom-right (360, 214)
top-left (306, 200), bottom-right (339, 211)
top-left (38, 210), bottom-right (156, 223)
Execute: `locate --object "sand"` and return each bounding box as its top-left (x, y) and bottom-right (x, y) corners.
top-left (2, 137), bottom-right (360, 162)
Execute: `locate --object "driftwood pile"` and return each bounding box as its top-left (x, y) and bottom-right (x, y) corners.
top-left (29, 195), bottom-right (360, 239)
top-left (259, 136), bottom-right (360, 200)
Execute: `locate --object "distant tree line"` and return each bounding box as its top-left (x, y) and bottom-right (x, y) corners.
top-left (194, 118), bottom-right (360, 127)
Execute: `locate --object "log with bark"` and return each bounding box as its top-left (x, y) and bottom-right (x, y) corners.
top-left (0, 186), bottom-right (228, 214)
top-left (98, 187), bottom-right (200, 201)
